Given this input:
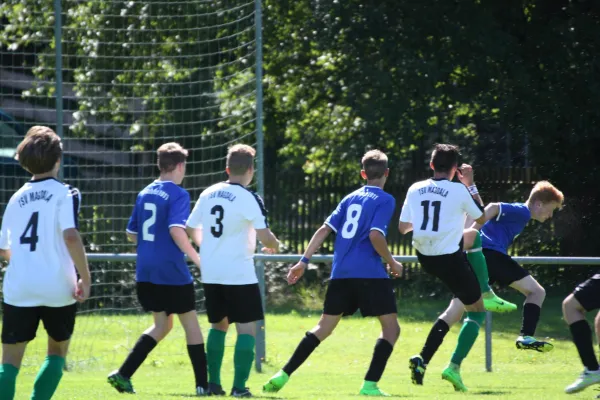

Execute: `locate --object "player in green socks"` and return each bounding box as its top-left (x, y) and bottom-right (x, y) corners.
top-left (0, 126), bottom-right (91, 400)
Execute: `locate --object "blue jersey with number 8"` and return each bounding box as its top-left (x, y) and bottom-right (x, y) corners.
top-left (127, 180), bottom-right (192, 285)
top-left (325, 186), bottom-right (396, 279)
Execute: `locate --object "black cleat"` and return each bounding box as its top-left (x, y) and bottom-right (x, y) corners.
top-left (231, 387), bottom-right (253, 397)
top-left (207, 383), bottom-right (226, 396)
top-left (409, 355), bottom-right (426, 385)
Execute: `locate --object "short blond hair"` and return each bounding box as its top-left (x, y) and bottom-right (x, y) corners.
top-left (157, 142), bottom-right (188, 172)
top-left (17, 126), bottom-right (62, 174)
top-left (227, 144), bottom-right (255, 175)
top-left (529, 181), bottom-right (564, 205)
top-left (361, 150), bottom-right (388, 179)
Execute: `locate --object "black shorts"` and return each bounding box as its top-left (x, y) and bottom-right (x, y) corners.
top-left (137, 282), bottom-right (196, 315)
top-left (1, 302), bottom-right (77, 344)
top-left (203, 283), bottom-right (264, 324)
top-left (484, 249), bottom-right (530, 287)
top-left (323, 279), bottom-right (397, 317)
top-left (573, 274), bottom-right (600, 312)
top-left (417, 250), bottom-right (481, 306)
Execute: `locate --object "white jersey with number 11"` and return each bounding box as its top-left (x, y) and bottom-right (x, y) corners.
top-left (399, 178), bottom-right (483, 256)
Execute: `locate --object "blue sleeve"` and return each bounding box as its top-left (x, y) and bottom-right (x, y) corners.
top-left (168, 190), bottom-right (190, 229)
top-left (126, 200), bottom-right (139, 234)
top-left (497, 203), bottom-right (530, 223)
top-left (325, 199), bottom-right (346, 233)
top-left (371, 197), bottom-right (396, 235)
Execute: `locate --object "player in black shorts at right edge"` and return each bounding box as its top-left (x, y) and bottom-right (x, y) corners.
top-left (563, 274), bottom-right (600, 394)
top-left (399, 144), bottom-right (491, 392)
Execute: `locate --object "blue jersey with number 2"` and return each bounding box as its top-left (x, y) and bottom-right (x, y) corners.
top-left (325, 186), bottom-right (396, 279)
top-left (127, 181), bottom-right (192, 285)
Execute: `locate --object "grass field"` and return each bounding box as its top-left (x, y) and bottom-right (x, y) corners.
top-left (8, 295), bottom-right (599, 399)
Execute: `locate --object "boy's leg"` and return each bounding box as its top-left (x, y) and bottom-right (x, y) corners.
top-left (203, 283), bottom-right (229, 394)
top-left (1, 303), bottom-right (39, 400)
top-left (178, 311), bottom-right (208, 392)
top-left (109, 312), bottom-right (171, 393)
top-left (31, 304), bottom-right (77, 400)
top-left (563, 276), bottom-right (600, 394)
top-left (0, 344), bottom-right (26, 400)
top-left (464, 230), bottom-right (516, 313)
top-left (361, 313), bottom-right (399, 396)
top-left (263, 313), bottom-right (341, 393)
top-left (510, 275), bottom-right (553, 352)
top-left (410, 299), bottom-right (463, 385)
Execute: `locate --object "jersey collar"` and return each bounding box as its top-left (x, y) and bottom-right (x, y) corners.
top-left (30, 177), bottom-right (59, 183)
top-left (431, 178), bottom-right (449, 181)
top-left (224, 181), bottom-right (245, 188)
top-left (364, 185), bottom-right (383, 190)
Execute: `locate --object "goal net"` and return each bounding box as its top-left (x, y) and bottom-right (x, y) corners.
top-left (0, 0), bottom-right (258, 369)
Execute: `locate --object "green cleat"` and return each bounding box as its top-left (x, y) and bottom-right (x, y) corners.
top-left (442, 365), bottom-right (468, 392)
top-left (263, 370), bottom-right (289, 393)
top-left (359, 381), bottom-right (390, 397)
top-left (107, 370), bottom-right (136, 394)
top-left (483, 292), bottom-right (518, 313)
top-left (515, 336), bottom-right (554, 352)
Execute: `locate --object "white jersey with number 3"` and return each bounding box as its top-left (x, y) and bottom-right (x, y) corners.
top-left (399, 178), bottom-right (483, 256)
top-left (0, 178), bottom-right (81, 307)
top-left (186, 182), bottom-right (268, 285)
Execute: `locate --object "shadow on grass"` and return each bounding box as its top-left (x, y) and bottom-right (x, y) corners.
top-left (267, 292), bottom-right (574, 340)
top-left (472, 390), bottom-right (512, 396)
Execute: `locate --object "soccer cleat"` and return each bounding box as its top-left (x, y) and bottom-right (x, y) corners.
top-left (408, 355), bottom-right (426, 385)
top-left (196, 386), bottom-right (208, 396)
top-left (263, 370), bottom-right (289, 393)
top-left (565, 369), bottom-right (600, 394)
top-left (231, 387), bottom-right (253, 397)
top-left (515, 335), bottom-right (554, 352)
top-left (207, 383), bottom-right (226, 396)
top-left (359, 381), bottom-right (391, 397)
top-left (107, 370), bottom-right (136, 394)
top-left (441, 365), bottom-right (468, 392)
top-left (482, 292), bottom-right (518, 313)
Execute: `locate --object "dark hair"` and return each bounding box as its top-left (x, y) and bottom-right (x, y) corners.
top-left (430, 143), bottom-right (460, 173)
top-left (157, 142), bottom-right (188, 172)
top-left (361, 150), bottom-right (388, 180)
top-left (227, 144), bottom-right (256, 175)
top-left (16, 126), bottom-right (62, 174)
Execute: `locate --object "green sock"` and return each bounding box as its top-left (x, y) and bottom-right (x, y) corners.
top-left (466, 231), bottom-right (492, 293)
top-left (30, 355), bottom-right (65, 400)
top-left (207, 328), bottom-right (227, 386)
top-left (0, 364), bottom-right (19, 400)
top-left (450, 312), bottom-right (485, 366)
top-left (233, 334), bottom-right (255, 390)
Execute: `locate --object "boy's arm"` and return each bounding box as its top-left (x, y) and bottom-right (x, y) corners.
top-left (126, 232), bottom-right (138, 245)
top-left (287, 224), bottom-right (332, 284)
top-left (0, 215), bottom-right (11, 262)
top-left (398, 194), bottom-right (413, 234)
top-left (171, 227), bottom-right (201, 267)
top-left (59, 188), bottom-right (91, 302)
top-left (256, 228), bottom-right (280, 251)
top-left (0, 249), bottom-right (10, 263)
top-left (471, 203), bottom-right (500, 230)
top-left (186, 226), bottom-right (202, 248)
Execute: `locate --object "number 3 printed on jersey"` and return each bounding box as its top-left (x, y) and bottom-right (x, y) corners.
top-left (341, 204), bottom-right (362, 239)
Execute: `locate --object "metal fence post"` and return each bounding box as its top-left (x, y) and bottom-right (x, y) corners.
top-left (485, 311), bottom-right (492, 372)
top-left (54, 0), bottom-right (64, 180)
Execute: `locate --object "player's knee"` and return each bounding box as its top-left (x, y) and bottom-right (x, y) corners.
top-left (562, 294), bottom-right (583, 318)
top-left (534, 285), bottom-right (546, 301)
top-left (47, 340), bottom-right (69, 358)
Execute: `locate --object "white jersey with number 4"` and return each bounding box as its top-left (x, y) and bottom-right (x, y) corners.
top-left (399, 178), bottom-right (483, 256)
top-left (187, 182), bottom-right (268, 285)
top-left (0, 178), bottom-right (81, 307)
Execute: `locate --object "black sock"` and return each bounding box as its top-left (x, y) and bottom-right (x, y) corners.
top-left (365, 339), bottom-right (394, 382)
top-left (282, 332), bottom-right (320, 376)
top-left (520, 303), bottom-right (541, 337)
top-left (420, 319), bottom-right (450, 365)
top-left (119, 334), bottom-right (158, 379)
top-left (570, 320), bottom-right (600, 371)
top-left (187, 344), bottom-right (208, 388)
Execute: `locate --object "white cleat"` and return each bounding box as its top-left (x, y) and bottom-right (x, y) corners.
top-left (565, 369), bottom-right (600, 394)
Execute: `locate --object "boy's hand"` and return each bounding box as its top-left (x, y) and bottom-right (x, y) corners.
top-left (457, 164), bottom-right (475, 186)
top-left (74, 279), bottom-right (91, 302)
top-left (287, 262), bottom-right (306, 285)
top-left (387, 261), bottom-right (403, 278)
